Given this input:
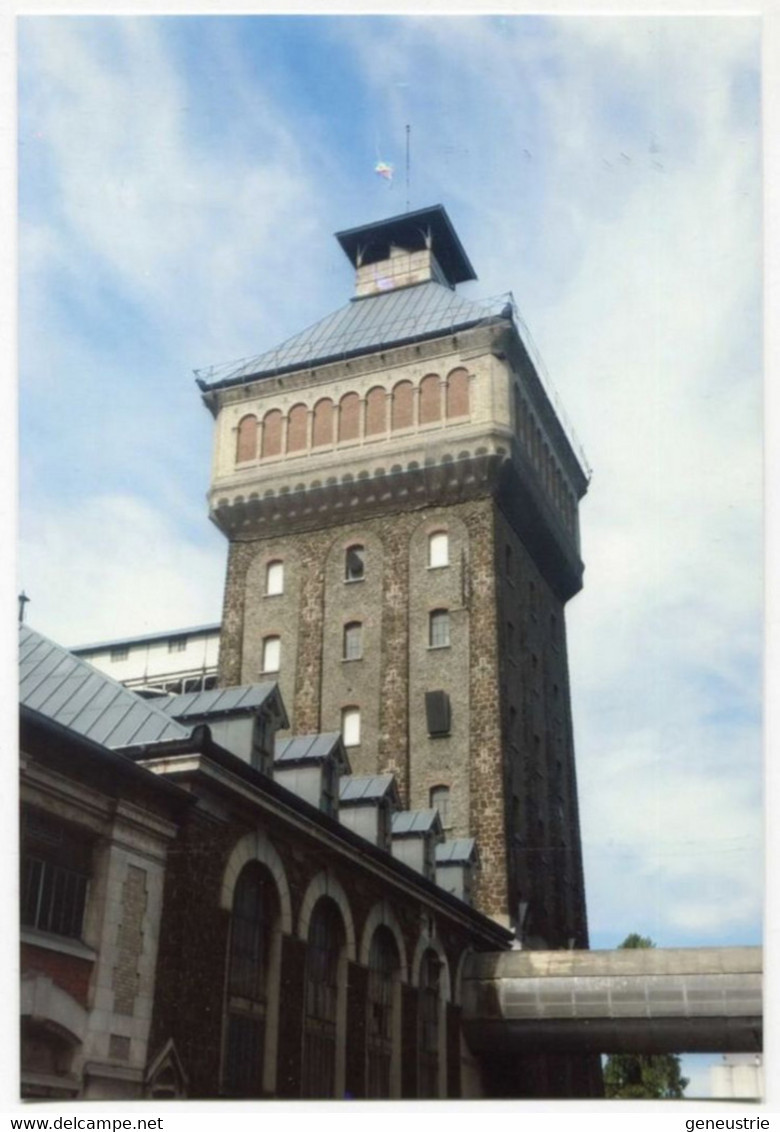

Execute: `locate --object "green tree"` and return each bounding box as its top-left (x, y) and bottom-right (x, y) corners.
top-left (603, 934), bottom-right (690, 1099)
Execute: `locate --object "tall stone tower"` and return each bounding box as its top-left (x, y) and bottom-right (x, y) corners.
top-left (199, 205), bottom-right (590, 944)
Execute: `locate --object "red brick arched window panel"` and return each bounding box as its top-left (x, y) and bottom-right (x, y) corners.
top-left (391, 381), bottom-right (414, 432)
top-left (236, 415), bottom-right (258, 463)
top-left (312, 398), bottom-right (334, 448)
top-left (262, 409), bottom-right (283, 459)
top-left (446, 368), bottom-right (469, 419)
top-left (338, 392), bottom-right (360, 443)
top-left (365, 386), bottom-right (387, 436)
top-left (287, 403), bottom-right (308, 453)
top-left (419, 374), bottom-right (441, 425)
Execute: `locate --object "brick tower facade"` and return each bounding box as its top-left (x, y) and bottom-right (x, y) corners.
top-left (199, 206), bottom-right (590, 944)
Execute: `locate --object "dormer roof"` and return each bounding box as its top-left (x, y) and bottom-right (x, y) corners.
top-left (339, 774), bottom-right (400, 806)
top-left (392, 809), bottom-right (443, 837)
top-left (160, 682), bottom-right (288, 728)
top-left (275, 732), bottom-right (350, 773)
top-left (436, 838), bottom-right (479, 865)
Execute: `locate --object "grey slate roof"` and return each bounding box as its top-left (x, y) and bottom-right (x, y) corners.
top-left (339, 774), bottom-right (398, 804)
top-left (160, 683), bottom-right (278, 720)
top-left (436, 838), bottom-right (478, 864)
top-left (275, 732), bottom-right (344, 764)
top-left (198, 281), bottom-right (509, 388)
top-left (391, 809), bottom-right (442, 836)
top-left (20, 625), bottom-right (192, 750)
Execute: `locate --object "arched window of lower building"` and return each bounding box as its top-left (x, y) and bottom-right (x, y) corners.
top-left (223, 863), bottom-right (279, 1097)
top-left (366, 926), bottom-right (401, 1098)
top-left (302, 897), bottom-right (346, 1098)
top-left (418, 948), bottom-right (442, 1097)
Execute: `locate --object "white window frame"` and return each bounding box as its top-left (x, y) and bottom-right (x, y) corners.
top-left (428, 610), bottom-right (450, 649)
top-left (261, 636), bottom-right (281, 674)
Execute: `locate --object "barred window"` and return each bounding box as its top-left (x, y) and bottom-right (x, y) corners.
top-left (302, 898), bottom-right (344, 1098)
top-left (428, 609), bottom-right (450, 649)
top-left (418, 949), bottom-right (441, 1098)
top-left (224, 864), bottom-right (278, 1097)
top-left (343, 622), bottom-right (363, 661)
top-left (21, 810), bottom-right (91, 940)
top-left (366, 927), bottom-right (399, 1098)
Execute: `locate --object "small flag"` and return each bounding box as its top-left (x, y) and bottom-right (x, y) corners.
top-left (374, 161), bottom-right (394, 181)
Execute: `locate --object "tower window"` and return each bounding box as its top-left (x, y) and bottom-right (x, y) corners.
top-left (261, 636), bottom-right (281, 674)
top-left (265, 560), bottom-right (284, 596)
top-left (429, 785), bottom-right (450, 828)
top-left (428, 609), bottom-right (450, 649)
top-left (236, 414), bottom-right (258, 463)
top-left (343, 622), bottom-right (363, 661)
top-left (428, 531), bottom-right (449, 569)
top-left (425, 691), bottom-right (451, 737)
top-left (345, 545), bottom-right (365, 582)
top-left (342, 706), bottom-right (361, 747)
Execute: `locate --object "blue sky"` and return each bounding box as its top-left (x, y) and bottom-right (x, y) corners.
top-left (16, 13), bottom-right (764, 1099)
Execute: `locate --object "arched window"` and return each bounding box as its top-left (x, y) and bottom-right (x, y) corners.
top-left (312, 398), bottom-right (334, 448)
top-left (236, 415), bottom-right (258, 463)
top-left (428, 531), bottom-right (449, 568)
top-left (261, 409), bottom-right (283, 459)
top-left (391, 381), bottom-right (414, 431)
top-left (365, 386), bottom-right (387, 436)
top-left (343, 622), bottom-right (362, 661)
top-left (265, 560), bottom-right (284, 596)
top-left (338, 392), bottom-right (360, 443)
top-left (287, 403), bottom-right (308, 453)
top-left (224, 864), bottom-right (278, 1096)
top-left (261, 636), bottom-right (280, 674)
top-left (419, 374), bottom-right (441, 425)
top-left (428, 609), bottom-right (450, 649)
top-left (345, 545), bottom-right (365, 582)
top-left (429, 785), bottom-right (450, 828)
top-left (446, 368), bottom-right (469, 418)
top-left (418, 949), bottom-right (442, 1098)
top-left (366, 927), bottom-right (400, 1098)
top-left (302, 898), bottom-right (345, 1098)
top-left (341, 706), bottom-right (361, 748)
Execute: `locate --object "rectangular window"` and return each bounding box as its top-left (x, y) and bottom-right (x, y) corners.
top-left (110, 647), bottom-right (129, 662)
top-left (429, 785), bottom-right (450, 827)
top-left (21, 812), bottom-right (91, 941)
top-left (343, 622), bottom-right (363, 661)
top-left (262, 636), bottom-right (280, 673)
top-left (428, 532), bottom-right (449, 568)
top-left (342, 707), bottom-right (361, 747)
top-left (266, 561), bottom-right (284, 596)
top-left (345, 546), bottom-right (365, 582)
top-left (425, 691), bottom-right (451, 737)
top-left (428, 610), bottom-right (450, 649)
top-left (168, 636), bottom-right (188, 653)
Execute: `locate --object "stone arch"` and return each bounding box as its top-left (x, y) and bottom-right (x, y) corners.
top-left (391, 380), bottom-right (414, 431)
top-left (365, 385), bottom-right (387, 435)
top-left (419, 373), bottom-right (442, 425)
top-left (21, 974), bottom-right (88, 1045)
top-left (446, 367), bottom-right (470, 418)
top-left (220, 829), bottom-right (292, 934)
top-left (297, 870), bottom-right (356, 961)
top-left (236, 414), bottom-right (258, 463)
top-left (338, 391), bottom-right (360, 443)
top-left (359, 902), bottom-right (409, 982)
top-left (287, 403), bottom-right (308, 453)
top-left (312, 398), bottom-right (334, 448)
top-left (262, 409), bottom-right (283, 459)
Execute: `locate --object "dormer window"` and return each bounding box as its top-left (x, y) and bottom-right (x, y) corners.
top-left (345, 545), bottom-right (365, 582)
top-left (265, 560), bottom-right (284, 596)
top-left (428, 531), bottom-right (449, 569)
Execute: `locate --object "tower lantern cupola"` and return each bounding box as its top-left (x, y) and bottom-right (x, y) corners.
top-left (335, 204), bottom-right (477, 298)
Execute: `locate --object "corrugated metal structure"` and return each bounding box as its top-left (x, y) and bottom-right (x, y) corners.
top-left (19, 625), bottom-right (191, 750)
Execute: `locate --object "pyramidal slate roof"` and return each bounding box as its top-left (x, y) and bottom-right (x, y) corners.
top-left (20, 625), bottom-right (192, 750)
top-left (198, 281), bottom-right (510, 390)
